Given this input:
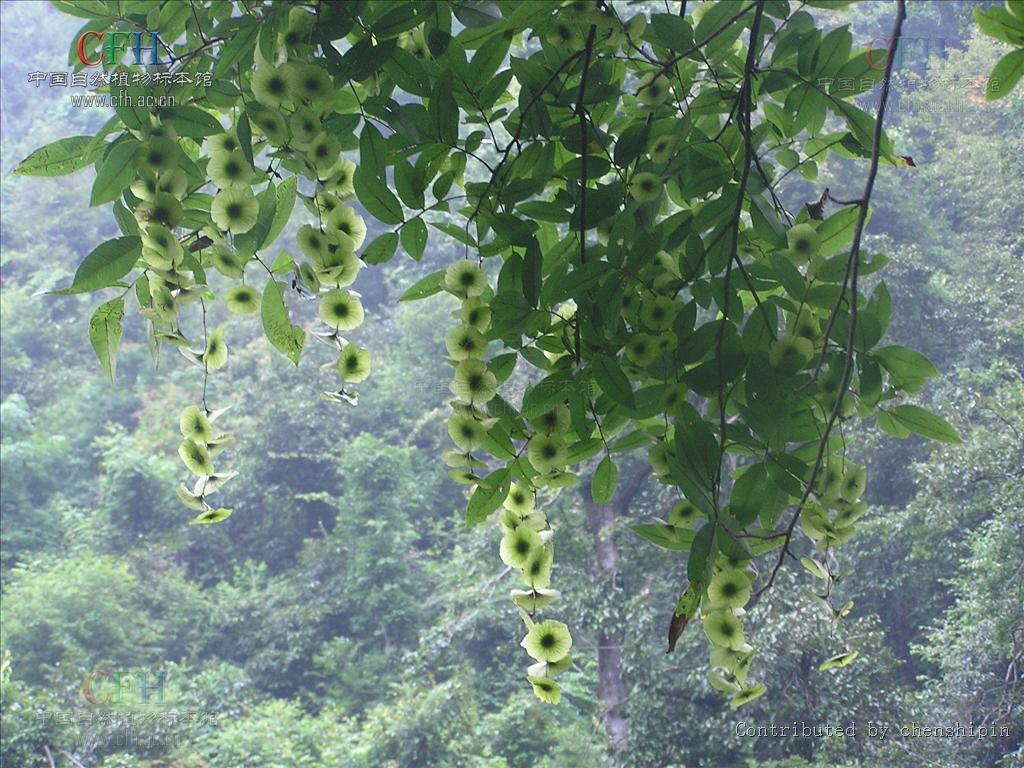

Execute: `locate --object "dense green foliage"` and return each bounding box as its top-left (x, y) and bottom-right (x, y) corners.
top-left (1, 1), bottom-right (1022, 766)
top-left (8, 0), bottom-right (958, 704)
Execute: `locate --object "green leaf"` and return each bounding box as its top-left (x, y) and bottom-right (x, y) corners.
top-left (816, 205), bottom-right (862, 255)
top-left (784, 82), bottom-right (826, 136)
top-left (372, 3), bottom-right (431, 38)
top-left (56, 236), bottom-right (141, 294)
top-left (453, 2), bottom-right (501, 29)
top-left (52, 0), bottom-right (113, 19)
top-left (15, 136), bottom-right (103, 177)
top-left (768, 252), bottom-right (806, 299)
top-left (401, 218), bottom-right (428, 261)
top-left (591, 456), bottom-right (619, 506)
top-left (648, 14), bottom-right (694, 51)
top-left (359, 121), bottom-right (387, 178)
top-left (517, 201), bottom-right (570, 224)
top-left (354, 167), bottom-right (404, 224)
top-left (673, 413), bottom-right (721, 496)
top-left (90, 140), bottom-right (138, 206)
top-left (164, 105), bottom-right (224, 137)
top-left (234, 183), bottom-right (277, 257)
top-left (717, 526), bottom-right (751, 562)
top-left (687, 522), bottom-right (717, 584)
top-left (330, 37), bottom-right (396, 82)
top-left (237, 112), bottom-right (254, 168)
top-left (521, 371), bottom-right (574, 418)
top-left (487, 292), bottom-right (532, 339)
top-left (489, 353), bottom-right (517, 385)
top-left (885, 405), bottom-right (961, 444)
top-left (730, 463), bottom-right (778, 526)
top-left (874, 345), bottom-right (938, 393)
top-left (986, 49), bottom-right (1024, 100)
top-left (815, 25), bottom-right (852, 79)
top-left (429, 70), bottom-right (459, 144)
top-left (364, 232), bottom-right (400, 265)
top-left (973, 6), bottom-right (1024, 46)
top-left (467, 31), bottom-right (511, 87)
top-left (261, 280), bottom-right (304, 365)
top-left (522, 241), bottom-right (542, 308)
top-left (264, 176), bottom-right (297, 249)
top-left (191, 508), bottom-right (233, 525)
top-left (88, 297), bottom-right (124, 383)
top-left (831, 99), bottom-right (893, 159)
top-left (566, 438), bottom-right (604, 465)
top-left (112, 200), bottom-right (139, 237)
top-left (399, 269), bottom-right (446, 302)
top-left (801, 556), bottom-right (829, 580)
top-left (482, 424), bottom-right (517, 460)
top-left (610, 431), bottom-right (652, 454)
top-left (876, 408), bottom-right (911, 439)
top-left (386, 47), bottom-right (432, 97)
top-left (466, 467), bottom-right (511, 526)
top-left (693, 0), bottom-right (748, 57)
top-left (631, 523), bottom-right (697, 551)
top-left (819, 651), bottom-right (859, 671)
top-left (668, 580), bottom-right (701, 652)
top-left (214, 18), bottom-right (259, 77)
top-left (270, 251), bottom-right (295, 275)
top-left (158, 0), bottom-right (191, 41)
top-left (110, 78), bottom-right (148, 130)
top-left (431, 221), bottom-right (478, 247)
top-left (591, 355), bottom-right (635, 409)
top-left (749, 195), bottom-right (787, 248)
top-left (730, 684), bottom-right (767, 708)
top-left (829, 49), bottom-right (885, 96)
top-left (394, 158), bottom-right (425, 210)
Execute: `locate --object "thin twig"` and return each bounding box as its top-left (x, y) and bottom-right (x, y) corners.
top-left (465, 49), bottom-right (586, 239)
top-left (754, 0), bottom-right (907, 601)
top-left (574, 25), bottom-right (598, 362)
top-left (639, 2), bottom-right (757, 92)
top-left (58, 749), bottom-right (88, 768)
top-left (715, 1), bottom-right (766, 505)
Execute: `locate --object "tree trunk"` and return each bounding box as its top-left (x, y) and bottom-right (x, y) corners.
top-left (584, 466), bottom-right (648, 764)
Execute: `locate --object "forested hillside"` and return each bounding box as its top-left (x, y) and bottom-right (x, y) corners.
top-left (1, 1), bottom-right (1021, 767)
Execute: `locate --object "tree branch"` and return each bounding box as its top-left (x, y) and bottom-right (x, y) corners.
top-left (466, 49), bottom-right (586, 237)
top-left (574, 25), bottom-right (598, 362)
top-left (639, 2), bottom-right (757, 94)
top-left (715, 0), bottom-right (766, 504)
top-left (754, 0), bottom-right (908, 602)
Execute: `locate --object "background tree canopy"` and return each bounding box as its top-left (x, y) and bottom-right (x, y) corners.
top-left (1, 1), bottom-right (1022, 767)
